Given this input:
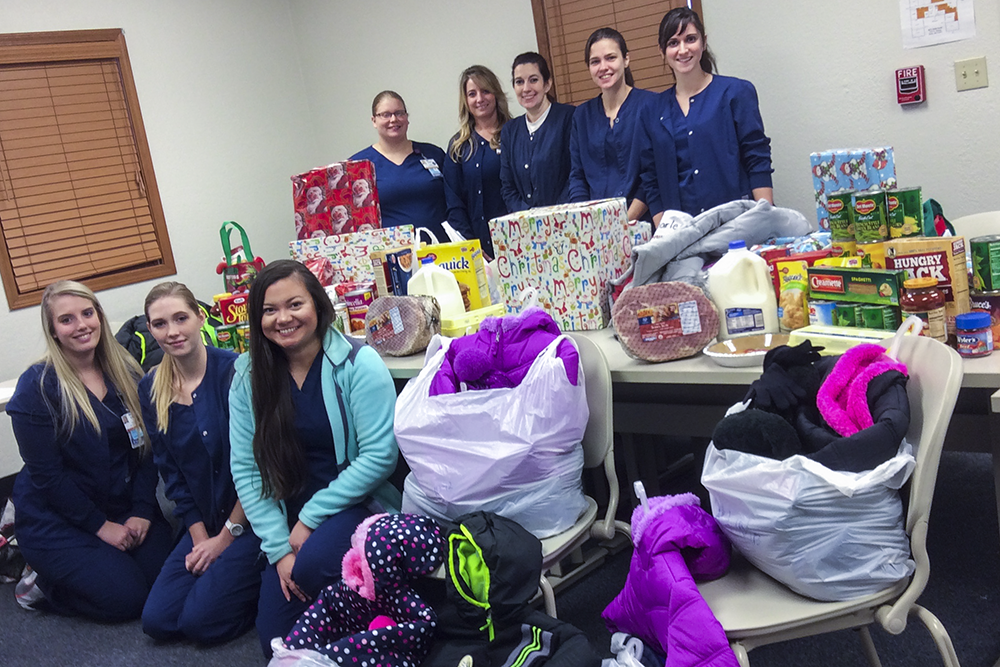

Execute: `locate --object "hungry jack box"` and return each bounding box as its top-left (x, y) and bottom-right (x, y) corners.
top-left (885, 236), bottom-right (971, 336)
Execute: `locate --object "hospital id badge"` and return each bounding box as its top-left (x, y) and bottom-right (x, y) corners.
top-left (420, 158), bottom-right (442, 179)
top-left (122, 411), bottom-right (144, 449)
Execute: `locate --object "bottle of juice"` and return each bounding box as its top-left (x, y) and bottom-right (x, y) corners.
top-left (707, 240), bottom-right (779, 340)
top-left (407, 257), bottom-right (465, 320)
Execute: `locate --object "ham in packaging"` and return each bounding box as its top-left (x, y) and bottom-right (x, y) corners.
top-left (365, 296), bottom-right (441, 356)
top-left (612, 282), bottom-right (719, 362)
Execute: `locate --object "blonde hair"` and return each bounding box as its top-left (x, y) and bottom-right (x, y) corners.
top-left (39, 280), bottom-right (147, 451)
top-left (449, 65), bottom-right (511, 163)
top-left (143, 281), bottom-right (204, 433)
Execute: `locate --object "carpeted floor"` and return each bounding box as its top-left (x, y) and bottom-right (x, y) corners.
top-left (2, 450), bottom-right (998, 666)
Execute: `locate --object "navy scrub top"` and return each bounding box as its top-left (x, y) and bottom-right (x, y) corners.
top-left (444, 132), bottom-right (507, 258)
top-left (499, 101), bottom-right (575, 213)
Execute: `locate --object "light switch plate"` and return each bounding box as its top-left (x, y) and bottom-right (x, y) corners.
top-left (955, 56), bottom-right (988, 91)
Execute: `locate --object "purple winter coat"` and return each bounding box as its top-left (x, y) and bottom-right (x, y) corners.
top-left (603, 494), bottom-right (739, 667)
top-left (429, 307), bottom-right (579, 395)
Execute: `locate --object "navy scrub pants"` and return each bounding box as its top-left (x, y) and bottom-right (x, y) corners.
top-left (20, 516), bottom-right (172, 622)
top-left (256, 505), bottom-right (370, 657)
top-left (142, 529), bottom-right (265, 644)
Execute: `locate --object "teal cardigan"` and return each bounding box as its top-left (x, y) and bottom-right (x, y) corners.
top-left (229, 329), bottom-right (401, 564)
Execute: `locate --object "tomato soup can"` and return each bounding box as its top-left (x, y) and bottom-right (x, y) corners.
top-left (851, 190), bottom-right (888, 243)
top-left (971, 235), bottom-right (1000, 293)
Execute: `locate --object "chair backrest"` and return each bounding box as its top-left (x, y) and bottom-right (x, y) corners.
top-left (878, 334), bottom-right (963, 535)
top-left (950, 211), bottom-right (1000, 240)
top-left (566, 332), bottom-right (614, 469)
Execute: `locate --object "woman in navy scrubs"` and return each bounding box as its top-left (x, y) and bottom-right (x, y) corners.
top-left (637, 7), bottom-right (773, 224)
top-left (499, 52), bottom-right (575, 213)
top-left (229, 260), bottom-right (400, 657)
top-left (569, 28), bottom-right (656, 220)
top-left (7, 280), bottom-right (171, 621)
top-left (140, 282), bottom-right (262, 644)
top-left (444, 65), bottom-right (511, 259)
top-left (352, 91), bottom-right (449, 241)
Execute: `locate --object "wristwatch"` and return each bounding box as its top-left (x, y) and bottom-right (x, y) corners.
top-left (225, 519), bottom-right (244, 538)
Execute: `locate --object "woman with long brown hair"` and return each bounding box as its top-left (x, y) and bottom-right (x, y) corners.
top-left (7, 280), bottom-right (171, 620)
top-left (443, 65), bottom-right (512, 258)
top-left (228, 260), bottom-right (400, 657)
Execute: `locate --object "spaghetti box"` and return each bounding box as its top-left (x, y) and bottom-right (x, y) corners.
top-left (416, 240), bottom-right (491, 311)
top-left (218, 293), bottom-right (249, 325)
top-left (807, 266), bottom-right (906, 306)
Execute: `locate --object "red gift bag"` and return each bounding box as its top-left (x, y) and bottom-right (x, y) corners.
top-left (292, 160), bottom-right (382, 239)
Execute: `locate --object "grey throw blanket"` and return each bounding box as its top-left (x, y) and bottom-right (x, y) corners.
top-left (611, 199), bottom-right (814, 292)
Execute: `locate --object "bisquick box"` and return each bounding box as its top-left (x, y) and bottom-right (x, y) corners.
top-left (807, 266), bottom-right (907, 306)
top-left (416, 240), bottom-right (491, 311)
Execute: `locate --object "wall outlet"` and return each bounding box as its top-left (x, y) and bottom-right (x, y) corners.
top-left (955, 56), bottom-right (988, 92)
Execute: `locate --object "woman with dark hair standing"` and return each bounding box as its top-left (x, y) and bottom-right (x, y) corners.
top-left (140, 281), bottom-right (262, 645)
top-left (444, 65), bottom-right (512, 259)
top-left (7, 280), bottom-right (171, 621)
top-left (228, 260), bottom-right (400, 657)
top-left (351, 91), bottom-right (449, 241)
top-left (499, 52), bottom-right (575, 213)
top-left (569, 28), bottom-right (656, 220)
top-left (637, 7), bottom-right (773, 223)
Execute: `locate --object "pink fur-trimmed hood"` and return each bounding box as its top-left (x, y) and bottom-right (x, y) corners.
top-left (817, 344), bottom-right (907, 438)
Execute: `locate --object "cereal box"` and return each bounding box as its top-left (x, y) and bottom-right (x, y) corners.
top-left (810, 147), bottom-right (896, 229)
top-left (292, 160), bottom-right (381, 240)
top-left (885, 236), bottom-right (971, 339)
top-left (416, 240), bottom-right (491, 311)
top-left (488, 198), bottom-right (649, 331)
top-left (289, 226), bottom-right (414, 285)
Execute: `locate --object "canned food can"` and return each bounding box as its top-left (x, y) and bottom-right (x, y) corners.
top-left (971, 235), bottom-right (1000, 293)
top-left (236, 323), bottom-right (250, 354)
top-left (826, 191), bottom-right (855, 241)
top-left (851, 190), bottom-right (888, 243)
top-left (970, 290), bottom-right (1000, 346)
top-left (334, 303), bottom-right (350, 334)
top-left (216, 324), bottom-right (238, 351)
top-left (833, 303), bottom-right (860, 327)
top-left (894, 187), bottom-right (923, 238)
top-left (808, 300), bottom-right (836, 326)
top-left (860, 304), bottom-right (898, 330)
top-left (831, 239), bottom-right (856, 258)
top-left (344, 286), bottom-right (376, 334)
top-left (856, 240), bottom-right (886, 269)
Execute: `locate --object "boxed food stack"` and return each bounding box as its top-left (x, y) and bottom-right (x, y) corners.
top-left (488, 198), bottom-right (647, 331)
top-left (810, 147), bottom-right (896, 230)
top-left (885, 236), bottom-right (971, 343)
top-left (289, 226), bottom-right (415, 285)
top-left (292, 160), bottom-right (381, 239)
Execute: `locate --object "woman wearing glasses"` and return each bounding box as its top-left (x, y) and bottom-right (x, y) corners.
top-left (351, 91), bottom-right (449, 241)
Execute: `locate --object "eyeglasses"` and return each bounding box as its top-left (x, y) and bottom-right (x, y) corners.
top-left (375, 110), bottom-right (408, 120)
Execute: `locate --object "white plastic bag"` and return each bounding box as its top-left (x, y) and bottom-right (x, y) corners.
top-left (267, 638), bottom-right (337, 667)
top-left (702, 440), bottom-right (915, 601)
top-left (394, 335), bottom-right (589, 538)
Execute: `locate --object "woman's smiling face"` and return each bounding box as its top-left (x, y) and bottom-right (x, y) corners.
top-left (513, 63), bottom-right (551, 114)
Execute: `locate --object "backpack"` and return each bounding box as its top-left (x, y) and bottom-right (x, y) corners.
top-left (115, 302), bottom-right (222, 372)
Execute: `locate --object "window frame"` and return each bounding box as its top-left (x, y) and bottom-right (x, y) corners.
top-left (529, 0), bottom-right (704, 105)
top-left (0, 28), bottom-right (174, 310)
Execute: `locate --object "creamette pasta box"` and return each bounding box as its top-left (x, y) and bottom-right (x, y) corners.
top-left (884, 236), bottom-right (971, 334)
top-left (416, 239), bottom-right (491, 311)
top-left (488, 198), bottom-right (649, 330)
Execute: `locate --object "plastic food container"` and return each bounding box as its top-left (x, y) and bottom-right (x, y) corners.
top-left (955, 311), bottom-right (993, 358)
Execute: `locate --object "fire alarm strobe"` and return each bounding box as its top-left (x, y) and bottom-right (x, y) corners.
top-left (896, 66), bottom-right (926, 105)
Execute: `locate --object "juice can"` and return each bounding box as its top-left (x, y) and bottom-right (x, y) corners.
top-left (851, 190), bottom-right (889, 243)
top-left (826, 191), bottom-right (854, 241)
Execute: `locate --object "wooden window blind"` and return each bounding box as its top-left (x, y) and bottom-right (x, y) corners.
top-left (531, 0), bottom-right (703, 105)
top-left (0, 29), bottom-right (174, 310)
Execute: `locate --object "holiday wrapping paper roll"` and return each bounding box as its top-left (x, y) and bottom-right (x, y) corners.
top-left (810, 147), bottom-right (896, 230)
top-left (488, 198), bottom-right (648, 330)
top-left (292, 159), bottom-right (382, 239)
top-left (289, 225), bottom-right (415, 286)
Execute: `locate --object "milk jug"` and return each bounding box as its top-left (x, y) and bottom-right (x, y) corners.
top-left (407, 257), bottom-right (466, 320)
top-left (707, 240), bottom-right (779, 340)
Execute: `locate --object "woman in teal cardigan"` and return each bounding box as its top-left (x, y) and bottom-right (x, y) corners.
top-left (229, 260), bottom-right (400, 657)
